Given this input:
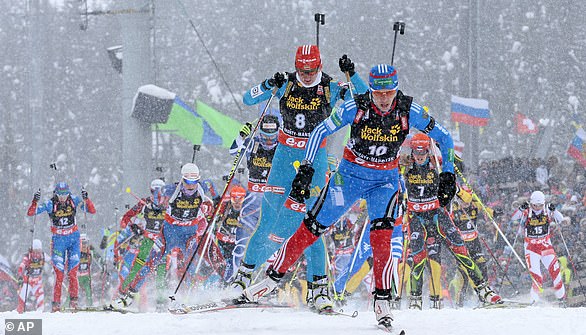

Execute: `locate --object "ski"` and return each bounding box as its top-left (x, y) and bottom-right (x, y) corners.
top-left (376, 319), bottom-right (405, 334)
top-left (168, 300), bottom-right (292, 314)
top-left (474, 300), bottom-right (533, 309)
top-left (318, 308), bottom-right (358, 318)
top-left (62, 305), bottom-right (137, 314)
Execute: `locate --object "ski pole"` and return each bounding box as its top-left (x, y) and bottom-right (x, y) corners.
top-left (344, 71), bottom-right (355, 99)
top-left (496, 226), bottom-right (520, 292)
top-left (453, 165), bottom-right (527, 270)
top-left (478, 235), bottom-right (520, 295)
top-left (191, 144), bottom-right (201, 163)
top-left (314, 13), bottom-right (325, 47)
top-left (391, 21), bottom-right (405, 66)
top-left (125, 187), bottom-right (148, 206)
top-left (554, 219), bottom-right (578, 275)
top-left (457, 203), bottom-right (521, 295)
top-left (23, 189), bottom-right (40, 313)
top-left (337, 211), bottom-right (369, 300)
top-left (170, 87), bottom-right (279, 301)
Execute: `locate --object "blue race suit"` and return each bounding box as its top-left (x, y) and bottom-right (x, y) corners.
top-left (229, 134), bottom-right (277, 280)
top-left (28, 194), bottom-right (95, 305)
top-left (241, 71), bottom-right (368, 282)
top-left (270, 91), bottom-right (454, 294)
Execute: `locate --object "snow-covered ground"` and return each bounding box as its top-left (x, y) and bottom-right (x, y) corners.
top-left (2, 305), bottom-right (585, 335)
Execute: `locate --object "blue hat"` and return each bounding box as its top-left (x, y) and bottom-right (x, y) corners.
top-left (54, 182), bottom-right (70, 196)
top-left (369, 64), bottom-right (398, 91)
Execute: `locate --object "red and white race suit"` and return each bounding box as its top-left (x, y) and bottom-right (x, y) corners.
top-left (511, 207), bottom-right (566, 302)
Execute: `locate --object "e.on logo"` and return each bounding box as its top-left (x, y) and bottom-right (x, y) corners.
top-left (285, 137), bottom-right (307, 148)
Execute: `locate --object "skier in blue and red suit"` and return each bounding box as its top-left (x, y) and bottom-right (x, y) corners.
top-left (234, 45), bottom-right (368, 312)
top-left (27, 182), bottom-right (96, 312)
top-left (240, 64), bottom-right (459, 329)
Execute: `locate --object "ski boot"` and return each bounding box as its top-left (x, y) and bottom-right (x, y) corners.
top-left (558, 297), bottom-right (567, 308)
top-left (430, 295), bottom-right (442, 309)
top-left (373, 289), bottom-right (394, 331)
top-left (112, 290), bottom-right (136, 309)
top-left (333, 290), bottom-right (349, 307)
top-left (390, 297), bottom-right (401, 310)
top-left (69, 297), bottom-right (79, 310)
top-left (475, 282), bottom-right (501, 304)
top-left (155, 297), bottom-right (167, 313)
top-left (51, 301), bottom-right (61, 313)
top-left (307, 276), bottom-right (334, 313)
top-left (409, 295), bottom-right (422, 310)
top-left (230, 264), bottom-right (254, 293)
top-left (239, 269), bottom-right (282, 304)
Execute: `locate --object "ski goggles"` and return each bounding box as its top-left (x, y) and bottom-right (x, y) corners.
top-left (182, 178), bottom-right (199, 185)
top-left (55, 189), bottom-right (70, 196)
top-left (231, 196), bottom-right (245, 205)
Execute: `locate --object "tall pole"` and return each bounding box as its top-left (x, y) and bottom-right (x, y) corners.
top-left (314, 13), bottom-right (325, 47)
top-left (468, 0), bottom-right (479, 168)
top-left (28, 0), bottom-right (45, 190)
top-left (119, 0), bottom-right (154, 195)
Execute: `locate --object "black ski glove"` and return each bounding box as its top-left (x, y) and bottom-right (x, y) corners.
top-left (130, 224), bottom-right (142, 236)
top-left (267, 72), bottom-right (286, 88)
top-left (437, 172), bottom-right (456, 207)
top-left (81, 189), bottom-right (88, 200)
top-left (519, 201), bottom-right (529, 210)
top-left (338, 54), bottom-right (355, 77)
top-left (239, 122), bottom-right (253, 138)
top-left (547, 203), bottom-right (556, 211)
top-left (33, 190), bottom-right (41, 202)
top-left (289, 163), bottom-right (315, 203)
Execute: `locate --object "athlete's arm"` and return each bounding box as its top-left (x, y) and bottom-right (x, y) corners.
top-left (328, 73), bottom-right (369, 106)
top-left (243, 75), bottom-right (287, 105)
top-left (408, 102), bottom-right (455, 173)
top-left (303, 99), bottom-right (357, 164)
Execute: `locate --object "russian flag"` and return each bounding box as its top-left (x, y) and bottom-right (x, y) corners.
top-left (451, 95), bottom-right (490, 127)
top-left (567, 127), bottom-right (586, 168)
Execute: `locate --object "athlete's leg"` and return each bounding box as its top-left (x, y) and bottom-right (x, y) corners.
top-left (34, 282), bottom-right (45, 311)
top-left (51, 234), bottom-right (66, 310)
top-left (524, 245), bottom-right (543, 302)
top-left (66, 232), bottom-right (81, 304)
top-left (409, 214), bottom-right (428, 298)
top-left (436, 210), bottom-right (483, 287)
top-left (542, 250), bottom-right (565, 299)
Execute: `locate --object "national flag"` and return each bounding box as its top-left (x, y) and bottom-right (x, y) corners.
top-left (155, 97), bottom-right (243, 148)
top-left (515, 113), bottom-right (539, 134)
top-left (567, 127), bottom-right (586, 168)
top-left (450, 95), bottom-right (490, 127)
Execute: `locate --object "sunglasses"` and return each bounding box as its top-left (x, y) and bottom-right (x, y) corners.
top-left (297, 68), bottom-right (319, 75)
top-left (412, 150), bottom-right (428, 156)
top-left (56, 191), bottom-right (70, 196)
top-left (371, 89), bottom-right (397, 98)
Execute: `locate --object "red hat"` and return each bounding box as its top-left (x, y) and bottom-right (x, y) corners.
top-left (230, 186), bottom-right (247, 199)
top-left (295, 45), bottom-right (321, 71)
top-left (410, 133), bottom-right (431, 153)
